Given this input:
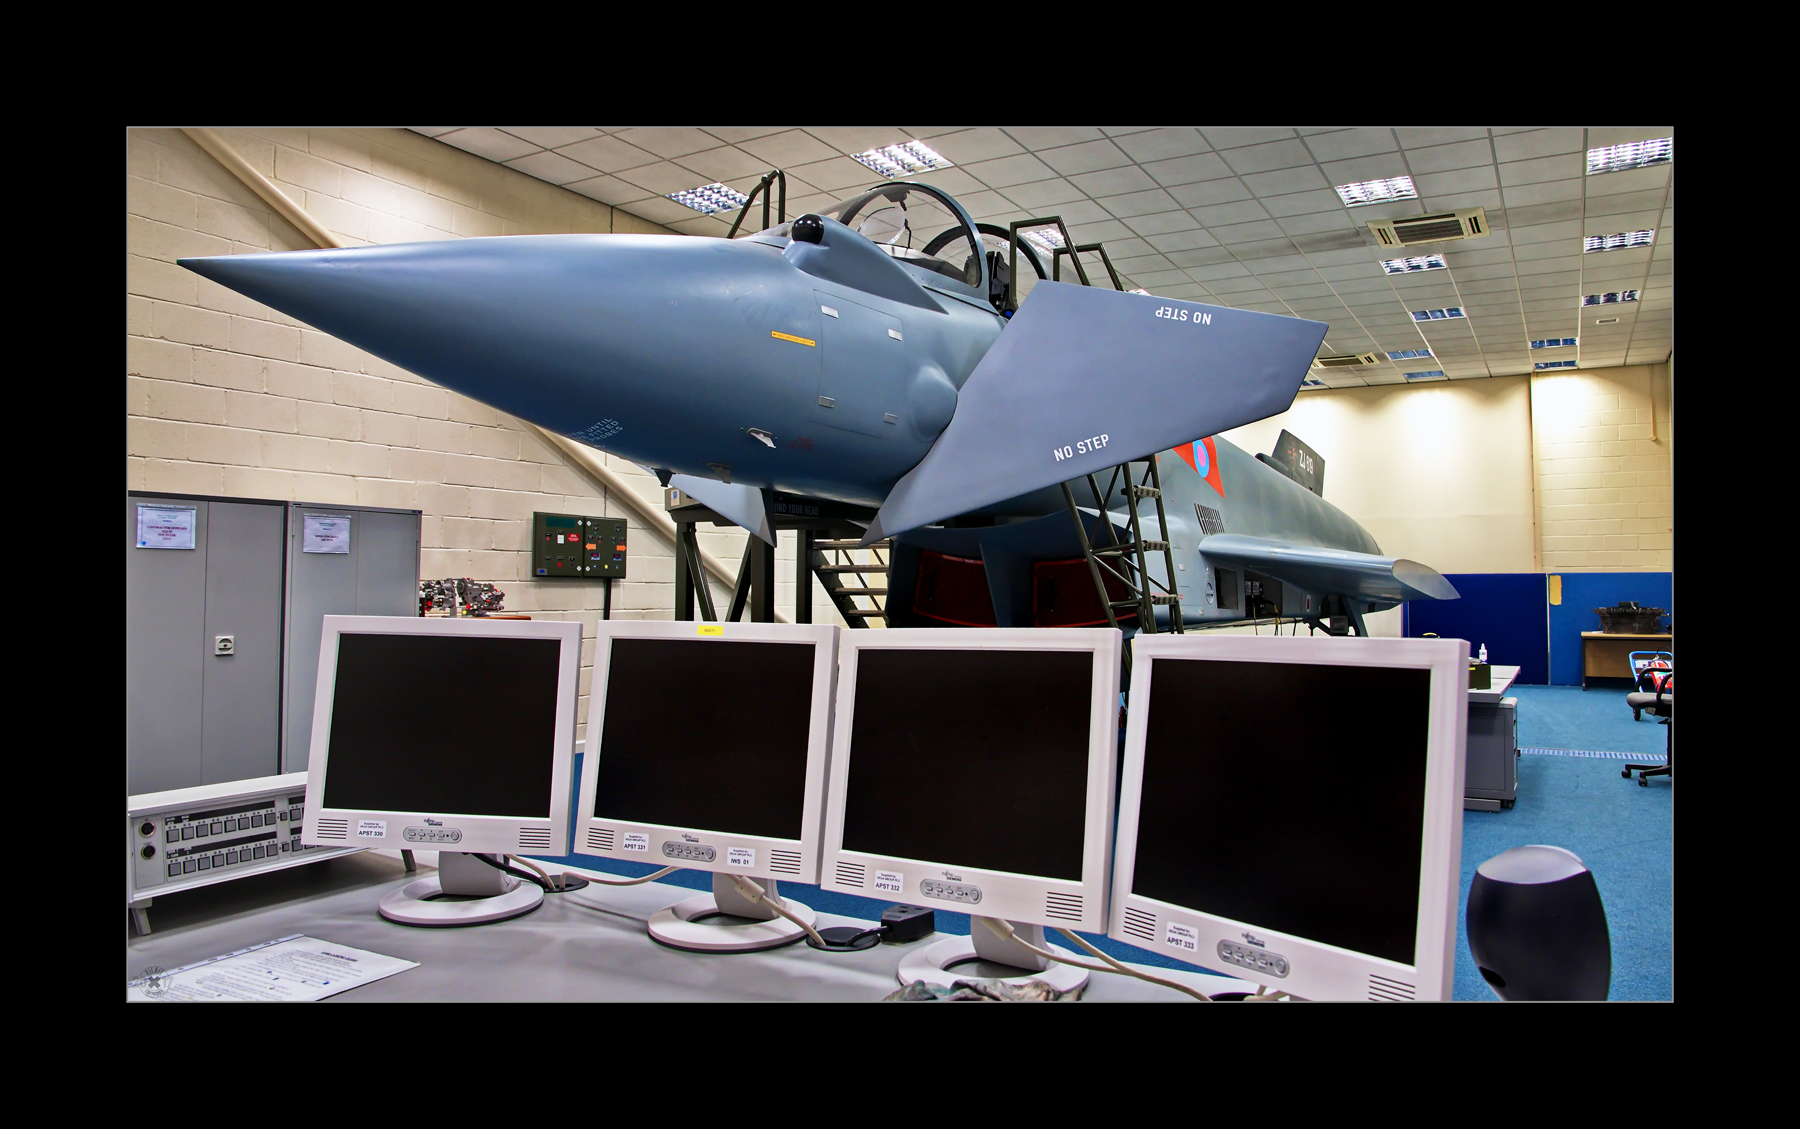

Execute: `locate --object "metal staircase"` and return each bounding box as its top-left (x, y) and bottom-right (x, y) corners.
top-left (811, 537), bottom-right (891, 628)
top-left (1003, 216), bottom-right (1185, 668)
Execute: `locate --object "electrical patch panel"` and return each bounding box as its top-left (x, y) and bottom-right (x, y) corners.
top-left (129, 772), bottom-right (361, 933)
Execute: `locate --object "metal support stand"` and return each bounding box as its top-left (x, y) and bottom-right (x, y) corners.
top-left (673, 521), bottom-right (716, 622)
top-left (401, 849), bottom-right (416, 873)
top-left (750, 532), bottom-right (777, 622)
top-left (131, 900), bottom-right (153, 936)
top-left (794, 529), bottom-right (812, 623)
top-left (602, 577), bottom-right (612, 621)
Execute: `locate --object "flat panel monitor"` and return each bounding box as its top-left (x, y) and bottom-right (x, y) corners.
top-left (819, 628), bottom-right (1123, 934)
top-left (575, 621), bottom-right (840, 885)
top-left (300, 615), bottom-right (582, 858)
top-left (1108, 634), bottom-right (1467, 1001)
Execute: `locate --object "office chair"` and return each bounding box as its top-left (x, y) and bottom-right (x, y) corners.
top-left (1627, 653), bottom-right (1672, 720)
top-left (1622, 669), bottom-right (1672, 787)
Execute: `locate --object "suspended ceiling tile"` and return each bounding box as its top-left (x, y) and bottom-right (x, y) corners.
top-left (1124, 209), bottom-right (1204, 236)
top-left (1003, 126), bottom-right (1106, 150)
top-left (555, 135), bottom-right (661, 174)
top-left (1199, 126), bottom-right (1296, 149)
top-left (1260, 187), bottom-right (1347, 217)
top-left (962, 153), bottom-right (1058, 189)
top-left (1241, 165), bottom-right (1331, 197)
top-left (1168, 178), bottom-right (1254, 209)
top-left (1113, 127), bottom-right (1211, 163)
top-left (737, 130), bottom-right (839, 168)
top-left (1499, 154), bottom-right (1584, 186)
top-left (564, 175), bottom-right (652, 206)
top-left (1586, 190), bottom-right (1669, 219)
top-left (1301, 127), bottom-right (1397, 163)
top-left (779, 156), bottom-right (875, 194)
top-left (499, 126), bottom-right (604, 150)
top-left (1191, 199), bottom-right (1271, 227)
top-left (614, 161), bottom-right (710, 196)
top-left (1492, 127), bottom-right (1585, 163)
top-left (1139, 152), bottom-right (1233, 188)
top-left (697, 126), bottom-right (794, 144)
top-left (1413, 166), bottom-right (1499, 196)
top-left (678, 145), bottom-right (778, 184)
top-left (922, 127), bottom-right (1023, 165)
top-left (1396, 126), bottom-right (1491, 148)
top-left (802, 126), bottom-right (915, 154)
top-left (1585, 164), bottom-right (1671, 197)
top-left (1068, 165), bottom-right (1160, 197)
top-left (1037, 138), bottom-right (1134, 176)
top-left (437, 127), bottom-right (539, 163)
top-left (504, 150), bottom-right (601, 186)
top-left (1100, 188), bottom-right (1182, 218)
top-left (1218, 138), bottom-right (1315, 175)
top-left (1146, 228), bottom-right (1220, 253)
top-left (1406, 138), bottom-right (1495, 174)
top-left (1277, 210), bottom-right (1358, 236)
top-left (613, 127), bottom-right (719, 160)
top-left (1585, 126), bottom-right (1673, 148)
top-left (620, 196), bottom-right (703, 225)
top-left (1502, 178), bottom-right (1584, 207)
top-left (910, 166), bottom-right (996, 197)
top-left (1319, 154), bottom-right (1412, 187)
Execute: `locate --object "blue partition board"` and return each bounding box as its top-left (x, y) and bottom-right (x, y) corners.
top-left (1402, 573), bottom-right (1549, 684)
top-left (1548, 572), bottom-right (1673, 685)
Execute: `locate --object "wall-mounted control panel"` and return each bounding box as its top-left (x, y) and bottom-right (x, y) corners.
top-left (129, 772), bottom-right (360, 934)
top-left (533, 513), bottom-right (627, 579)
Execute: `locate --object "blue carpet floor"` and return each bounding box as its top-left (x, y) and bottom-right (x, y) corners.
top-left (534, 685), bottom-right (1672, 1000)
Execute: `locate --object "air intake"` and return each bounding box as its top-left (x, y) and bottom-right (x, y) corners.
top-left (834, 860), bottom-right (867, 888)
top-left (516, 827), bottom-right (552, 852)
top-left (769, 849), bottom-right (803, 876)
top-left (1122, 906), bottom-right (1158, 943)
top-left (1368, 207), bottom-right (1488, 248)
top-left (315, 817), bottom-right (349, 841)
top-left (1314, 352), bottom-right (1382, 369)
top-left (1368, 974), bottom-right (1417, 1002)
top-left (1044, 892), bottom-right (1084, 922)
top-left (586, 827), bottom-right (615, 853)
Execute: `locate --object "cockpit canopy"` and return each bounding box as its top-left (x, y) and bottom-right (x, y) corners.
top-left (756, 183), bottom-right (983, 294)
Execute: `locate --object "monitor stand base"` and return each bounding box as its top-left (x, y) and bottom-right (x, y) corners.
top-left (647, 873), bottom-right (816, 953)
top-left (378, 851), bottom-right (544, 927)
top-left (896, 917), bottom-right (1090, 993)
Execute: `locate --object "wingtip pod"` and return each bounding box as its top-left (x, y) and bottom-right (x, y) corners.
top-left (1394, 559), bottom-right (1459, 601)
top-left (870, 283), bottom-right (1326, 540)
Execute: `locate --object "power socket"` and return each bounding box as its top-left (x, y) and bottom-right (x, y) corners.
top-left (880, 903), bottom-right (935, 944)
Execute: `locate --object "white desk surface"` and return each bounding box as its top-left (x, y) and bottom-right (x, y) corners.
top-left (1470, 664), bottom-right (1520, 705)
top-left (125, 852), bottom-right (1259, 1003)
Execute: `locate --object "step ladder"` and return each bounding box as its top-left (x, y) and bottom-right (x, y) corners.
top-left (1005, 216), bottom-right (1184, 674)
top-left (811, 537), bottom-right (891, 628)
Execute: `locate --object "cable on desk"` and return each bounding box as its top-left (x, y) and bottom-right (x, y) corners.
top-left (469, 852), bottom-right (587, 893)
top-left (975, 918), bottom-right (1212, 1002)
top-left (729, 874), bottom-right (827, 948)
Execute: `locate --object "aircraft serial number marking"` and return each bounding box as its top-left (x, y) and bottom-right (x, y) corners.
top-left (1053, 433), bottom-right (1110, 462)
top-left (1154, 306), bottom-right (1213, 325)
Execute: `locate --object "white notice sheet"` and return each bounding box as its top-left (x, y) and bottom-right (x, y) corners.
top-left (127, 935), bottom-right (418, 1002)
top-left (302, 513), bottom-right (352, 554)
top-left (136, 504), bottom-right (196, 550)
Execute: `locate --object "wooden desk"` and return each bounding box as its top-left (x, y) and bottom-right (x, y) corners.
top-left (1582, 632), bottom-right (1671, 689)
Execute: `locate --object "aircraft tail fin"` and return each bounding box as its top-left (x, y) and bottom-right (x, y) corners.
top-left (863, 283), bottom-right (1326, 545)
top-left (1264, 429), bottom-right (1325, 496)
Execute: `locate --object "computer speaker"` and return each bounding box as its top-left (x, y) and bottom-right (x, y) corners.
top-left (1466, 845), bottom-right (1611, 1001)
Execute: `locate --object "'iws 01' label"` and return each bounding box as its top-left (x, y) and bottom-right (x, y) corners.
top-left (1164, 921), bottom-right (1199, 952)
top-left (727, 847), bottom-right (756, 869)
top-left (622, 833), bottom-right (649, 852)
top-left (873, 870), bottom-right (905, 895)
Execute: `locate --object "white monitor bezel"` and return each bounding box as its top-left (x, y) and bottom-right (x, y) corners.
top-left (300, 615), bottom-right (582, 857)
top-left (1107, 634), bottom-right (1467, 1001)
top-left (575, 620), bottom-right (841, 884)
top-left (818, 627), bottom-right (1123, 932)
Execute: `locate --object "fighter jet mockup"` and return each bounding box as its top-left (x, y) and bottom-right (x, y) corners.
top-left (181, 179), bottom-right (1455, 635)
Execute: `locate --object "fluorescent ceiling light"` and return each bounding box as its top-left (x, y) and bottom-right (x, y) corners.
top-left (1535, 360), bottom-right (1577, 370)
top-left (1581, 290), bottom-right (1640, 306)
top-left (1403, 370), bottom-right (1446, 381)
top-left (1584, 230), bottom-right (1655, 253)
top-left (1411, 307), bottom-right (1465, 321)
top-left (1021, 226), bottom-right (1067, 253)
top-left (667, 182), bottom-right (749, 215)
top-left (1530, 338), bottom-right (1578, 349)
top-left (851, 141), bottom-right (953, 178)
top-left (1387, 348), bottom-right (1432, 360)
top-left (1587, 137), bottom-right (1673, 175)
top-left (1382, 254), bottom-right (1447, 274)
top-left (1334, 176), bottom-right (1416, 207)
top-left (1301, 378), bottom-right (1327, 389)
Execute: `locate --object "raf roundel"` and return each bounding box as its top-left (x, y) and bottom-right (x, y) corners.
top-left (1193, 439), bottom-right (1210, 477)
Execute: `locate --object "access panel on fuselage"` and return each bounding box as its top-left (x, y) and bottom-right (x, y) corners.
top-left (812, 293), bottom-right (905, 439)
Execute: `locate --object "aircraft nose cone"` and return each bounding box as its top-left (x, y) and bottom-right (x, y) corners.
top-left (179, 235), bottom-right (796, 445)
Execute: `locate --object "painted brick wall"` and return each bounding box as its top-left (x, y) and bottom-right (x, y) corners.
top-left (1531, 362), bottom-right (1673, 571)
top-left (126, 127), bottom-right (854, 730)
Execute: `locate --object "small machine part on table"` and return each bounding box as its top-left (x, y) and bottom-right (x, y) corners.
top-left (1582, 632), bottom-right (1673, 689)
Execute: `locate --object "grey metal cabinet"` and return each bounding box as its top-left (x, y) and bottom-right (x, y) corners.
top-left (127, 494), bottom-right (286, 794)
top-left (281, 503), bottom-right (421, 772)
top-left (1465, 697), bottom-right (1519, 812)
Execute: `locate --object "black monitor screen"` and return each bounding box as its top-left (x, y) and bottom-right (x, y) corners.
top-left (592, 638), bottom-right (817, 841)
top-left (841, 648), bottom-right (1095, 882)
top-left (322, 632), bottom-right (564, 818)
top-left (1133, 658), bottom-right (1431, 965)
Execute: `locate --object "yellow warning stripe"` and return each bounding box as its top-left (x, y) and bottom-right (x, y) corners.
top-left (771, 330), bottom-right (816, 347)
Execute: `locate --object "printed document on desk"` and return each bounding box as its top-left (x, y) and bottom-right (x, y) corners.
top-left (127, 935), bottom-right (418, 1002)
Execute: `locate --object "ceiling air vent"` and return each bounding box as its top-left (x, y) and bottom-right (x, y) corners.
top-left (1314, 352), bottom-right (1383, 369)
top-left (1368, 207), bottom-right (1488, 248)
